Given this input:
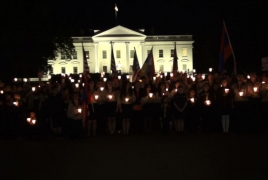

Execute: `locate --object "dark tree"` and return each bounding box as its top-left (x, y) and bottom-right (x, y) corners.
top-left (0, 1), bottom-right (74, 81)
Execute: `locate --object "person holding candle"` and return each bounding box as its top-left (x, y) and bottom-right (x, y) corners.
top-left (47, 85), bottom-right (66, 139)
top-left (96, 80), bottom-right (106, 134)
top-left (141, 84), bottom-right (155, 133)
top-left (67, 93), bottom-right (83, 139)
top-left (186, 89), bottom-right (199, 133)
top-left (120, 81), bottom-right (136, 135)
top-left (231, 73), bottom-right (250, 132)
top-left (172, 86), bottom-right (188, 133)
top-left (260, 74), bottom-right (268, 132)
top-left (217, 79), bottom-right (234, 133)
top-left (199, 83), bottom-right (215, 133)
top-left (248, 72), bottom-right (262, 132)
top-left (105, 80), bottom-right (120, 135)
top-left (87, 80), bottom-right (99, 137)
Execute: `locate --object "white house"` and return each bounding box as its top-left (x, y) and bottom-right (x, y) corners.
top-left (48, 25), bottom-right (194, 75)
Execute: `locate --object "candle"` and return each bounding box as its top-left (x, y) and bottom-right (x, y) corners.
top-left (118, 75), bottom-right (121, 80)
top-left (0, 90), bottom-right (3, 94)
top-left (78, 108), bottom-right (82, 113)
top-left (175, 89), bottom-right (177, 92)
top-left (153, 77), bottom-right (156, 81)
top-left (27, 118), bottom-right (31, 123)
top-left (205, 100), bottom-right (211, 106)
top-left (103, 78), bottom-right (107, 82)
top-left (14, 78), bottom-right (17, 82)
top-left (162, 93), bottom-right (165, 96)
top-left (247, 75), bottom-right (250, 79)
top-left (139, 79), bottom-right (142, 82)
top-left (209, 68), bottom-right (212, 72)
top-left (160, 75), bottom-right (163, 78)
top-left (78, 80), bottom-right (81, 83)
top-left (82, 83), bottom-right (85, 87)
top-left (79, 74), bottom-right (82, 78)
top-left (95, 95), bottom-right (99, 100)
top-left (32, 87), bottom-right (36, 92)
top-left (193, 69), bottom-right (196, 73)
top-left (192, 77), bottom-right (196, 81)
top-left (262, 81), bottom-right (265, 84)
top-left (71, 79), bottom-right (75, 83)
top-left (170, 73), bottom-right (174, 77)
top-left (69, 77), bottom-right (72, 80)
top-left (23, 78), bottom-right (27, 82)
top-left (225, 88), bottom-right (229, 93)
top-left (75, 83), bottom-right (79, 88)
top-left (125, 97), bottom-right (129, 102)
top-left (32, 119), bottom-right (36, 125)
top-left (126, 75), bottom-right (129, 79)
top-left (132, 86), bottom-right (134, 89)
top-left (253, 87), bottom-right (257, 92)
top-left (100, 87), bottom-right (104, 91)
top-left (166, 88), bottom-right (168, 92)
top-left (149, 93), bottom-right (153, 98)
top-left (108, 95), bottom-right (113, 100)
top-left (202, 74), bottom-right (205, 80)
top-left (239, 92), bottom-right (244, 96)
top-left (38, 85), bottom-right (40, 88)
top-left (13, 102), bottom-right (18, 106)
top-left (190, 98), bottom-right (195, 103)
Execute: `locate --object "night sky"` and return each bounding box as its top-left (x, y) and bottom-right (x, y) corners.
top-left (1, 0), bottom-right (268, 77)
top-left (36, 0), bottom-right (268, 72)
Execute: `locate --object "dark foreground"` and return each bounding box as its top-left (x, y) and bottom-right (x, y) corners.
top-left (1, 133), bottom-right (268, 180)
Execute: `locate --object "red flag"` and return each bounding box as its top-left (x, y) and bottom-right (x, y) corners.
top-left (219, 21), bottom-right (232, 74)
top-left (172, 43), bottom-right (178, 77)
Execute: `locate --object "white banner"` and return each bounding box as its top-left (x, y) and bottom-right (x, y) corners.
top-left (262, 57), bottom-right (268, 71)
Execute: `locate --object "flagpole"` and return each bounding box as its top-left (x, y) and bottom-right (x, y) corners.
top-left (223, 20), bottom-right (237, 75)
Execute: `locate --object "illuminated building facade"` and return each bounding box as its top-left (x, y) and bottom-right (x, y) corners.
top-left (48, 25), bottom-right (194, 75)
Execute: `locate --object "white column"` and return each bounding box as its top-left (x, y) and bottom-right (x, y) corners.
top-left (94, 42), bottom-right (99, 73)
top-left (125, 42), bottom-right (130, 73)
top-left (141, 41), bottom-right (145, 65)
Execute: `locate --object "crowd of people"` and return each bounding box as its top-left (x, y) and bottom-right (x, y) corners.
top-left (0, 71), bottom-right (268, 139)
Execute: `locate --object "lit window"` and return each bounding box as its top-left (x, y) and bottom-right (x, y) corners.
top-left (130, 50), bottom-right (135, 58)
top-left (85, 51), bottom-right (89, 59)
top-left (102, 51), bottom-right (107, 59)
top-left (183, 64), bottom-right (187, 71)
top-left (72, 51), bottom-right (77, 59)
top-left (61, 51), bottom-right (66, 59)
top-left (103, 66), bottom-right (107, 73)
top-left (159, 65), bottom-right (164, 71)
top-left (61, 67), bottom-right (66, 74)
top-left (159, 50), bottom-right (163, 58)
top-left (116, 50), bottom-right (121, 58)
top-left (182, 48), bottom-right (187, 57)
top-left (73, 67), bottom-right (78, 74)
top-left (170, 49), bottom-right (174, 57)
